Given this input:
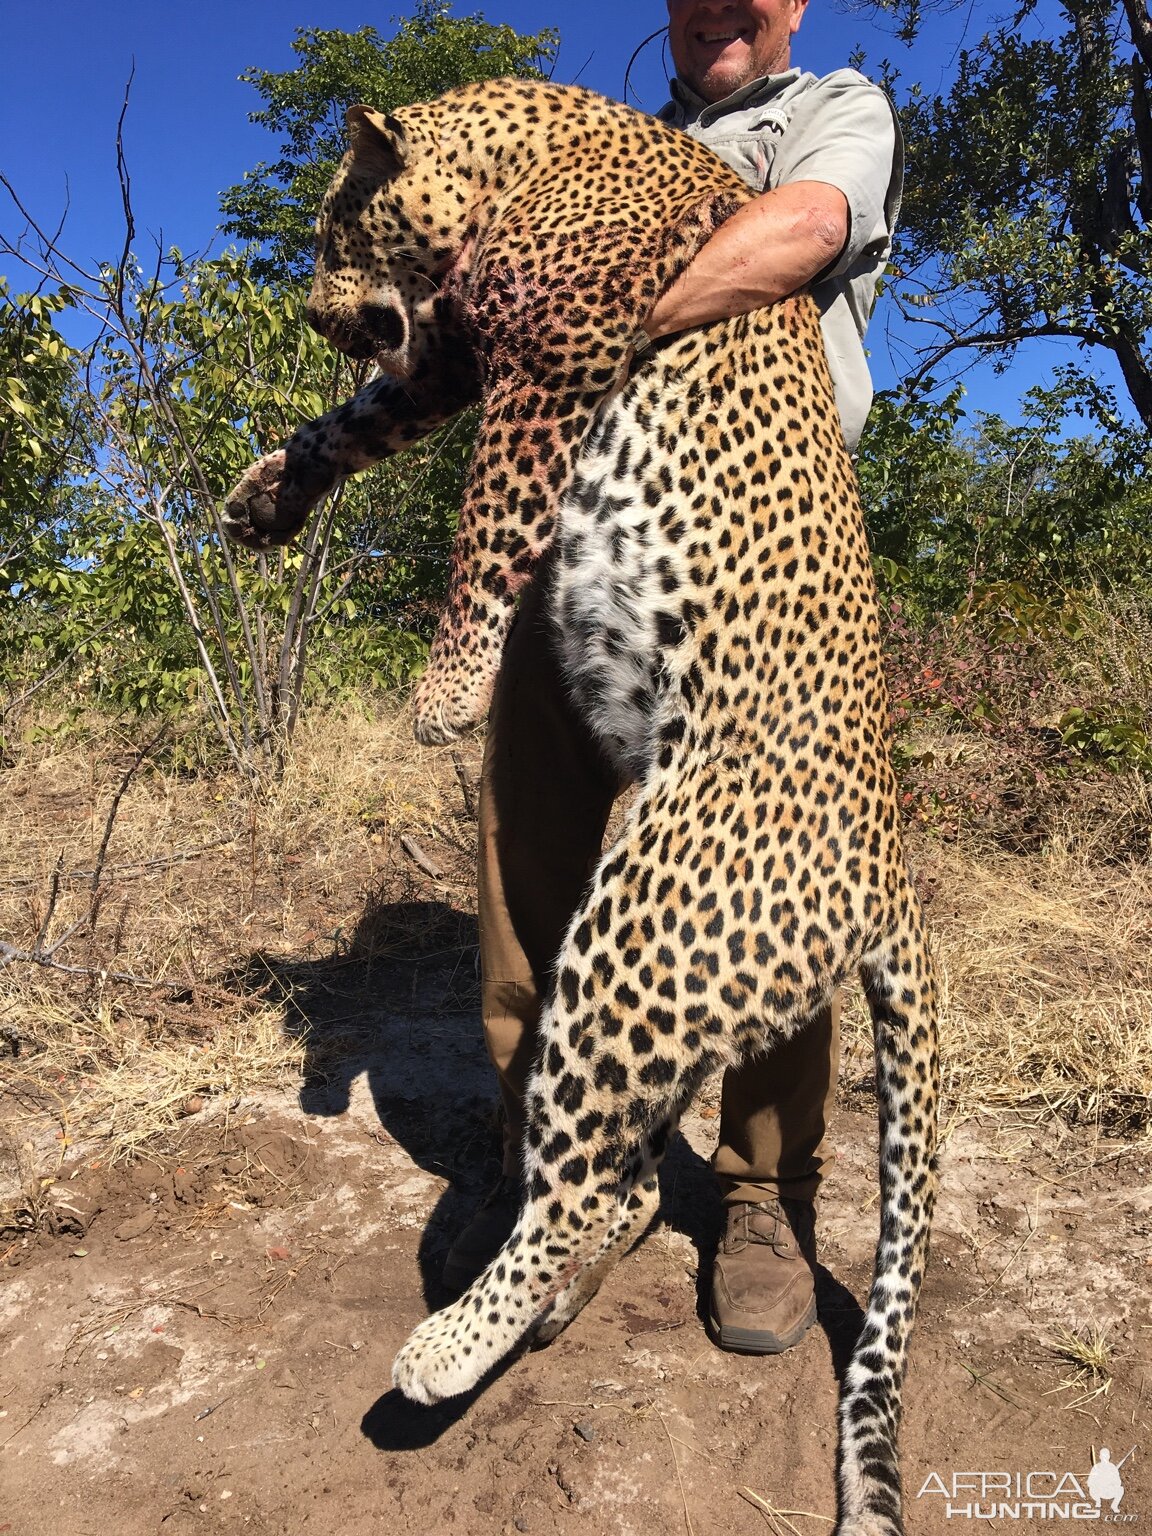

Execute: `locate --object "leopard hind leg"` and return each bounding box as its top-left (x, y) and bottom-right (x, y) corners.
top-left (836, 900), bottom-right (940, 1536)
top-left (531, 1110), bottom-right (676, 1344)
top-left (392, 1008), bottom-right (713, 1404)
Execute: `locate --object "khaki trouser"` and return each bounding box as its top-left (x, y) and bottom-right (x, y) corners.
top-left (477, 568), bottom-right (840, 1206)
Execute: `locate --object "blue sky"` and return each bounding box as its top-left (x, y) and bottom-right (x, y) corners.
top-left (0, 0), bottom-right (1117, 418)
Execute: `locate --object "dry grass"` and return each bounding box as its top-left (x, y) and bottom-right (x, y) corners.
top-left (2, 696), bottom-right (1150, 1191)
top-left (0, 701), bottom-right (480, 1184)
top-left (842, 820), bottom-right (1152, 1129)
top-left (1047, 1323), bottom-right (1115, 1407)
top-left (1065, 589), bottom-right (1152, 723)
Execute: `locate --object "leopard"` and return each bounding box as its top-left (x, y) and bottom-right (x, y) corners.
top-left (222, 78), bottom-right (939, 1536)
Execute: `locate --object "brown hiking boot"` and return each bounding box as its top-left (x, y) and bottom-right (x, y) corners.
top-left (709, 1198), bottom-right (818, 1354)
top-left (441, 1174), bottom-right (521, 1293)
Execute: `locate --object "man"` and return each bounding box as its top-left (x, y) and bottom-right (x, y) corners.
top-left (445, 0), bottom-right (902, 1357)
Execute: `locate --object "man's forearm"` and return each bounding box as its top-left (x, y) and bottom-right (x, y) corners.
top-left (644, 179), bottom-right (849, 339)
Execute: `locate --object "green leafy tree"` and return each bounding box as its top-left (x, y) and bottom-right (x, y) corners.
top-left (859, 373), bottom-right (1152, 613)
top-left (860, 0), bottom-right (1152, 429)
top-left (0, 217), bottom-right (479, 767)
top-left (0, 280), bottom-right (90, 610)
top-left (220, 1), bottom-right (558, 283)
top-left (1, 4), bottom-right (557, 768)
top-left (856, 382), bottom-right (970, 602)
top-left (74, 248), bottom-right (467, 755)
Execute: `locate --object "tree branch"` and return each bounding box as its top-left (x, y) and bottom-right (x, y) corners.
top-left (113, 66), bottom-right (138, 309)
top-left (1120, 0), bottom-right (1152, 73)
top-left (898, 317), bottom-right (1110, 392)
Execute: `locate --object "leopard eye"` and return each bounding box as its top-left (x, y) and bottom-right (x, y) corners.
top-left (315, 234), bottom-right (341, 268)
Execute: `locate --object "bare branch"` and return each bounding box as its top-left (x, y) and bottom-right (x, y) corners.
top-left (89, 720), bottom-right (171, 903)
top-left (0, 174), bottom-right (103, 287)
top-left (113, 65), bottom-right (138, 308)
top-left (399, 834), bottom-right (445, 882)
top-left (0, 838), bottom-right (236, 893)
top-left (0, 940), bottom-right (193, 993)
top-left (32, 855), bottom-right (66, 960)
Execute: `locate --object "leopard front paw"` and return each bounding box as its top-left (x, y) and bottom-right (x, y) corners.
top-left (221, 450), bottom-right (333, 550)
top-left (411, 656), bottom-right (495, 745)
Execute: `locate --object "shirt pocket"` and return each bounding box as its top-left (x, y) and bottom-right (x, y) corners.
top-left (688, 109), bottom-right (792, 191)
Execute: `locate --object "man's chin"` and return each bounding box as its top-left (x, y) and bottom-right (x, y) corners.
top-left (677, 37), bottom-right (792, 102)
top-left (682, 51), bottom-right (755, 101)
top-left (696, 66), bottom-right (747, 100)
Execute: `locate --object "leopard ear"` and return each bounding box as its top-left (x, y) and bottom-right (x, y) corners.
top-left (345, 105), bottom-right (410, 174)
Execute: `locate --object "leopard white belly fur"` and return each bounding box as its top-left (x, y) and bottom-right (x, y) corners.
top-left (552, 380), bottom-right (693, 781)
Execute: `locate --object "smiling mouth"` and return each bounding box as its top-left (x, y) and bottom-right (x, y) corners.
top-left (696, 29), bottom-right (749, 45)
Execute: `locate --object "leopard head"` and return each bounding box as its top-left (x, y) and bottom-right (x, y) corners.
top-left (307, 103), bottom-right (475, 375)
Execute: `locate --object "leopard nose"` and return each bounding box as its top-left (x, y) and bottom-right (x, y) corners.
top-left (304, 301), bottom-right (405, 361)
top-left (360, 302), bottom-right (407, 351)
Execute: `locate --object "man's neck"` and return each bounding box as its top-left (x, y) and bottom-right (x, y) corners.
top-left (668, 67), bottom-right (802, 120)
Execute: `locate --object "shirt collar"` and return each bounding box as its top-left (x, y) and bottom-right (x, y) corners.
top-left (667, 68), bottom-right (802, 127)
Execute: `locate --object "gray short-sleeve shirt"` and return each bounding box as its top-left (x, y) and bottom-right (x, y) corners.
top-left (658, 68), bottom-right (903, 450)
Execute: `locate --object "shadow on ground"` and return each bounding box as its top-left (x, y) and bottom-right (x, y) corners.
top-left (236, 897), bottom-right (496, 1307)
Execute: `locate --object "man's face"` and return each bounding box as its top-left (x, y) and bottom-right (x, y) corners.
top-left (667, 0), bottom-right (809, 101)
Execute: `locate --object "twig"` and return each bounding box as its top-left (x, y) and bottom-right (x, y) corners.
top-left (626, 1319), bottom-right (686, 1346)
top-left (65, 1286), bottom-right (245, 1364)
top-left (0, 1385), bottom-right (64, 1449)
top-left (666, 1432), bottom-right (718, 1465)
top-left (399, 834), bottom-right (444, 881)
top-left (31, 853), bottom-right (65, 958)
top-left (958, 1361), bottom-right (1032, 1410)
top-left (0, 836), bottom-right (237, 891)
top-left (89, 721), bottom-right (171, 903)
top-left (41, 919), bottom-right (89, 960)
top-left (113, 66), bottom-right (137, 307)
top-left (658, 1410), bottom-right (695, 1536)
top-left (452, 751), bottom-right (478, 819)
top-left (256, 1248), bottom-right (318, 1321)
top-left (0, 172), bottom-right (103, 286)
top-left (0, 940), bottom-right (190, 992)
top-left (990, 1224), bottom-right (1038, 1287)
top-left (192, 1390), bottom-right (250, 1423)
top-left (736, 1488), bottom-right (832, 1535)
top-left (950, 1184), bottom-right (1041, 1315)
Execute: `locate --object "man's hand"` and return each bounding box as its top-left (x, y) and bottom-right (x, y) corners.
top-left (644, 179), bottom-right (848, 340)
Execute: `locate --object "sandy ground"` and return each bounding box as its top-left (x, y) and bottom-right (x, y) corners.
top-left (2, 935), bottom-right (1150, 1535)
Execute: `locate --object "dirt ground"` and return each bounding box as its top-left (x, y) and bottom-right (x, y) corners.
top-left (1, 717), bottom-right (1150, 1533)
top-left (2, 928), bottom-right (1150, 1535)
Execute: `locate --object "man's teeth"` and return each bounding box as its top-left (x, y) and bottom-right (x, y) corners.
top-left (700, 31), bottom-right (741, 42)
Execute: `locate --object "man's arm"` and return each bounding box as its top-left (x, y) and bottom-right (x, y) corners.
top-left (643, 179), bottom-right (848, 340)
